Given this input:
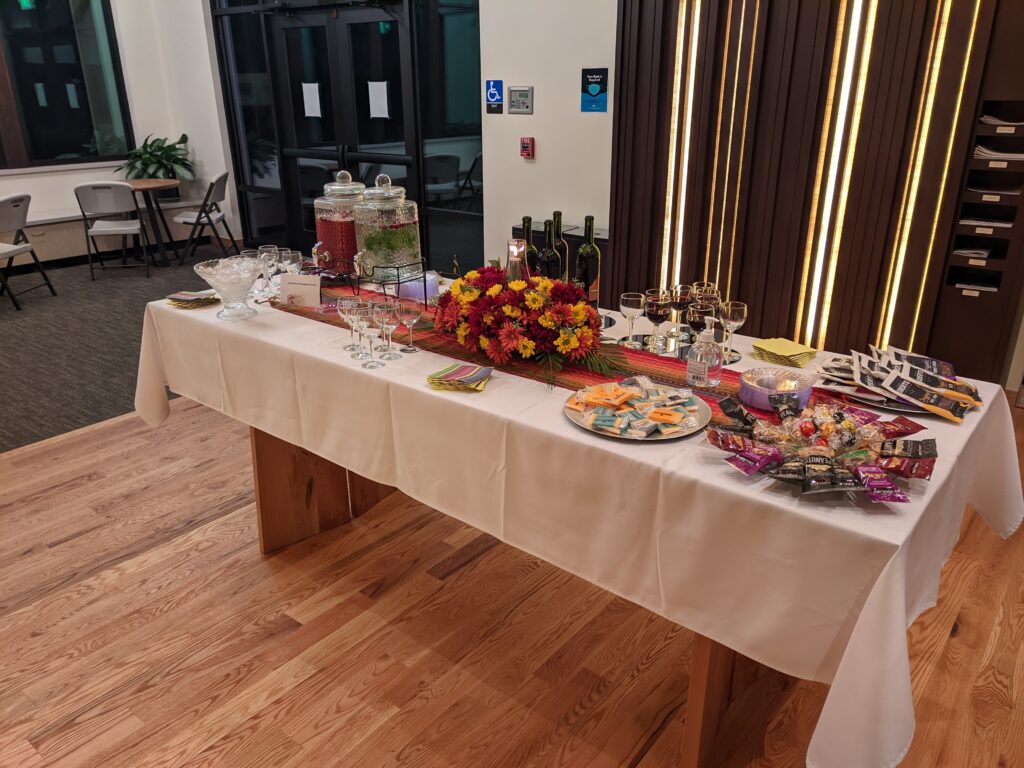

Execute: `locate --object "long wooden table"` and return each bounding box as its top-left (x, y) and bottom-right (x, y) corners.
top-left (250, 426), bottom-right (767, 768)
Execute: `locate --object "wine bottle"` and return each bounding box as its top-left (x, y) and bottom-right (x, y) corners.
top-left (574, 215), bottom-right (601, 307)
top-left (521, 216), bottom-right (539, 275)
top-left (552, 210), bottom-right (569, 280)
top-left (538, 219), bottom-right (561, 279)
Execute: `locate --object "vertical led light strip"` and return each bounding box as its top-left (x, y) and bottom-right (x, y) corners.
top-left (725, 0), bottom-right (761, 301)
top-left (794, 0), bottom-right (849, 343)
top-left (702, 0), bottom-right (734, 282)
top-left (671, 0), bottom-right (702, 285)
top-left (874, 3), bottom-right (943, 348)
top-left (714, 0), bottom-right (749, 288)
top-left (878, 0), bottom-right (953, 349)
top-left (659, 0), bottom-right (690, 290)
top-left (815, 0), bottom-right (879, 349)
top-left (907, 0), bottom-right (982, 350)
top-left (803, 0), bottom-right (865, 348)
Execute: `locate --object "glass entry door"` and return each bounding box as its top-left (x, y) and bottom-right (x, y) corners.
top-left (268, 7), bottom-right (420, 253)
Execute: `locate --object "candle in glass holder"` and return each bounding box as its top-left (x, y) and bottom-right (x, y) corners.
top-left (506, 238), bottom-right (530, 281)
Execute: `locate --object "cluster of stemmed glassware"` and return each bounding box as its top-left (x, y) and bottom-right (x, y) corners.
top-left (617, 280), bottom-right (748, 364)
top-left (239, 245), bottom-right (305, 301)
top-left (335, 296), bottom-right (423, 370)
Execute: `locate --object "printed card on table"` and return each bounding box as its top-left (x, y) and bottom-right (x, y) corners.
top-left (280, 274), bottom-right (321, 307)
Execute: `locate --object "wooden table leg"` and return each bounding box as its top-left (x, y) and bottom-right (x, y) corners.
top-left (681, 633), bottom-right (737, 768)
top-left (250, 428), bottom-right (352, 553)
top-left (348, 472), bottom-right (396, 517)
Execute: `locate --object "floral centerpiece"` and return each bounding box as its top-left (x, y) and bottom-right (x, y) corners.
top-left (434, 267), bottom-right (623, 380)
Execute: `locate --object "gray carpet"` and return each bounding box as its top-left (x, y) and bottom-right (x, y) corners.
top-left (0, 248), bottom-right (219, 452)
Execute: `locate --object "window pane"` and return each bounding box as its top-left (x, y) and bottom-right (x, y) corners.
top-left (0, 0), bottom-right (129, 164)
top-left (348, 20), bottom-right (405, 155)
top-left (221, 13), bottom-right (278, 186)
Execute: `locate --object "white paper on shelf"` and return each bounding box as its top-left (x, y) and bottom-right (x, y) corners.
top-left (973, 144), bottom-right (1024, 161)
top-left (980, 114), bottom-right (1024, 126)
top-left (958, 218), bottom-right (1013, 228)
top-left (953, 248), bottom-right (989, 258)
top-left (368, 81), bottom-right (390, 119)
top-left (966, 186), bottom-right (1022, 195)
top-left (301, 82), bottom-right (322, 118)
top-left (955, 283), bottom-right (998, 293)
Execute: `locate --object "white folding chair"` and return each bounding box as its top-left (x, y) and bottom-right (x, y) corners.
top-left (0, 194), bottom-right (57, 310)
top-left (174, 172), bottom-right (241, 263)
top-left (74, 182), bottom-right (153, 280)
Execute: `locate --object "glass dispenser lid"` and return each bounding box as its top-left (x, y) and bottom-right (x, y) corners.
top-left (363, 173), bottom-right (406, 202)
top-left (323, 170), bottom-right (365, 198)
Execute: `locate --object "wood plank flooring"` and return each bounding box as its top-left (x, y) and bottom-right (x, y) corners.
top-left (1, 397), bottom-right (1022, 767)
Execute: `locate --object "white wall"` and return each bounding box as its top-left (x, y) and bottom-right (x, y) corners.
top-left (479, 0), bottom-right (617, 259)
top-left (0, 0), bottom-right (236, 228)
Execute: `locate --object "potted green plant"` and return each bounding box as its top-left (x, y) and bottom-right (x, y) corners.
top-left (117, 133), bottom-right (197, 199)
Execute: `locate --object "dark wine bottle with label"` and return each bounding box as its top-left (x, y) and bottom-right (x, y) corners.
top-left (521, 215), bottom-right (539, 275)
top-left (538, 219), bottom-right (561, 279)
top-left (552, 210), bottom-right (569, 280)
top-left (574, 215), bottom-right (601, 307)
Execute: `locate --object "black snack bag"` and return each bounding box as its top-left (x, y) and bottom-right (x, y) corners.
top-left (768, 392), bottom-right (801, 422)
top-left (802, 455), bottom-right (834, 493)
top-left (764, 456), bottom-right (805, 483)
top-left (881, 373), bottom-right (969, 424)
top-left (718, 396), bottom-right (757, 427)
top-left (879, 438), bottom-right (938, 459)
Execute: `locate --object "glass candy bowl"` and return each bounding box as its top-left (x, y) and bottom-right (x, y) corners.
top-left (193, 257), bottom-right (263, 321)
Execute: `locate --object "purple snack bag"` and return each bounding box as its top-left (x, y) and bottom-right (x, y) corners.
top-left (725, 445), bottom-right (782, 476)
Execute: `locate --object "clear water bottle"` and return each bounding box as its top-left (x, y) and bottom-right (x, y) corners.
top-left (686, 317), bottom-right (723, 387)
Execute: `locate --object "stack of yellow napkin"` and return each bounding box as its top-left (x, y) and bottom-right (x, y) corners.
top-left (751, 338), bottom-right (817, 368)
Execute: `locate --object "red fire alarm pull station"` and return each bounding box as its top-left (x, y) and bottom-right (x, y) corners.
top-left (520, 137), bottom-right (535, 158)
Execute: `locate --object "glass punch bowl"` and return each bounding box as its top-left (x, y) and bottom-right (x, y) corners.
top-left (193, 257), bottom-right (262, 321)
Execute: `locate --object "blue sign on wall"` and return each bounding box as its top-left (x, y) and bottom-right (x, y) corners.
top-left (581, 68), bottom-right (608, 113)
top-left (485, 80), bottom-right (503, 113)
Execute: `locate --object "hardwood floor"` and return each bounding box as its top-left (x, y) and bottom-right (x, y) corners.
top-left (1, 397), bottom-right (1022, 767)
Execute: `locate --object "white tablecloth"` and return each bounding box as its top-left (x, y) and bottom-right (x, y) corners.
top-left (135, 300), bottom-right (1023, 768)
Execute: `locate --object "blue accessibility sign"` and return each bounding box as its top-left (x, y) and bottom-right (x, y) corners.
top-left (485, 80), bottom-right (503, 103)
top-left (485, 79), bottom-right (503, 114)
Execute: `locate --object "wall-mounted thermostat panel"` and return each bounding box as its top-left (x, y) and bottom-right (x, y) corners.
top-left (508, 86), bottom-right (534, 114)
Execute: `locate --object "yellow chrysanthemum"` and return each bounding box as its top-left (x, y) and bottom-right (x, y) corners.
top-left (456, 322), bottom-right (470, 344)
top-left (482, 311), bottom-right (495, 325)
top-left (525, 291), bottom-right (545, 310)
top-left (555, 329), bottom-right (581, 354)
top-left (449, 278), bottom-right (464, 294)
top-left (577, 327), bottom-right (594, 345)
top-left (537, 311), bottom-right (557, 329)
top-left (508, 280), bottom-right (527, 292)
top-left (502, 305), bottom-right (522, 319)
top-left (517, 338), bottom-right (536, 358)
top-left (456, 287), bottom-right (480, 305)
top-left (479, 336), bottom-right (490, 350)
top-left (464, 270), bottom-right (480, 280)
top-left (486, 283), bottom-right (502, 297)
top-left (571, 301), bottom-right (588, 325)
top-left (534, 277), bottom-right (554, 295)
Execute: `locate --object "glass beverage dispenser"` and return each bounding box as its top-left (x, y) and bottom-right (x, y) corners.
top-left (354, 174), bottom-right (423, 282)
top-left (313, 170), bottom-right (365, 274)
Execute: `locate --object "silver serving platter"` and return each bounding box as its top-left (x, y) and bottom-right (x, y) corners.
top-left (562, 385), bottom-right (713, 441)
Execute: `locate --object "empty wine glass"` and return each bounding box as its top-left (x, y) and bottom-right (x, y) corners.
top-left (720, 300), bottom-right (748, 364)
top-left (397, 299), bottom-right (421, 353)
top-left (375, 300), bottom-right (402, 361)
top-left (336, 297), bottom-right (362, 351)
top-left (644, 289), bottom-right (672, 353)
top-left (255, 245), bottom-right (278, 299)
top-left (350, 304), bottom-right (372, 361)
top-left (618, 292), bottom-right (645, 349)
top-left (361, 308), bottom-right (385, 369)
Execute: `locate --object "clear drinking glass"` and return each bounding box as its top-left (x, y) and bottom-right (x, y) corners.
top-left (397, 299), bottom-right (421, 353)
top-left (687, 301), bottom-right (716, 341)
top-left (668, 283), bottom-right (692, 340)
top-left (350, 304), bottom-right (373, 361)
top-left (644, 289), bottom-right (672, 353)
top-left (375, 300), bottom-right (402, 361)
top-left (256, 245), bottom-right (278, 299)
top-left (720, 300), bottom-right (748, 364)
top-left (618, 292), bottom-right (645, 349)
top-left (361, 308), bottom-right (385, 369)
top-left (336, 297), bottom-right (361, 351)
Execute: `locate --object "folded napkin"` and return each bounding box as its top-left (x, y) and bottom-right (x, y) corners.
top-left (427, 363), bottom-right (493, 392)
top-left (752, 338), bottom-right (817, 368)
top-left (166, 290), bottom-right (219, 309)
